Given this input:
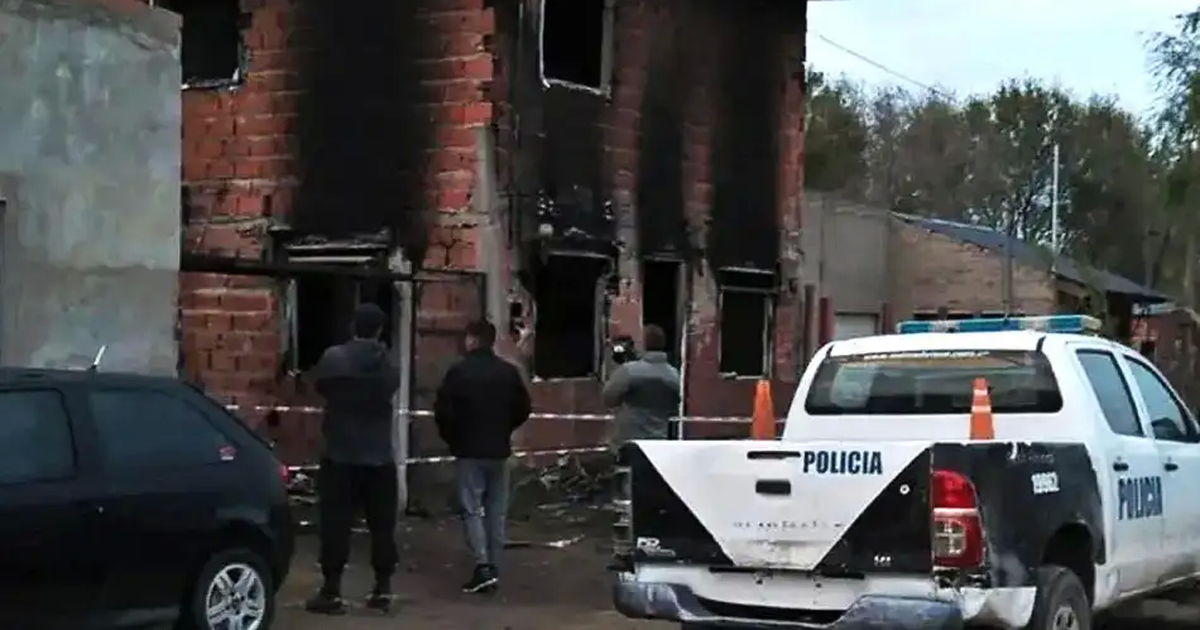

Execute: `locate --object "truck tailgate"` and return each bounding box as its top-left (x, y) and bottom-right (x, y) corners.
top-left (624, 439), bottom-right (933, 574)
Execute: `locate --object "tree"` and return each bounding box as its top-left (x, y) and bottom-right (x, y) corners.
top-left (1149, 8), bottom-right (1200, 300)
top-left (803, 67), bottom-right (870, 193)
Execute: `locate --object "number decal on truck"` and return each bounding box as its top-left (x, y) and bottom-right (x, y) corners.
top-left (1031, 471), bottom-right (1060, 495)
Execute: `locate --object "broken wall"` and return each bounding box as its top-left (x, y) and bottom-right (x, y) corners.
top-left (0, 0), bottom-right (181, 374)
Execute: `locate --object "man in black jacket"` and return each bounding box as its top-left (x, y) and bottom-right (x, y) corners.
top-left (434, 320), bottom-right (532, 593)
top-left (304, 303), bottom-right (401, 615)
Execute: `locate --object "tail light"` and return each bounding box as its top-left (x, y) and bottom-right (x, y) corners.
top-left (931, 469), bottom-right (983, 568)
top-left (610, 465), bottom-right (634, 567)
top-left (278, 463), bottom-right (290, 486)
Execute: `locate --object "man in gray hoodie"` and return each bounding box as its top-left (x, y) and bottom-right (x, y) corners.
top-left (304, 303), bottom-right (401, 615)
top-left (603, 325), bottom-right (681, 449)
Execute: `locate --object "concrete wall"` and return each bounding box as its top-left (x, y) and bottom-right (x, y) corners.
top-left (0, 0), bottom-right (181, 374)
top-left (801, 191), bottom-right (891, 315)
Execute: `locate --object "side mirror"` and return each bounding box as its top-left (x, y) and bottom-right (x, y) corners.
top-left (1152, 417), bottom-right (1186, 441)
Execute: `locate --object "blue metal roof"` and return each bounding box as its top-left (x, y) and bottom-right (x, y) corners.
top-left (894, 213), bottom-right (1170, 303)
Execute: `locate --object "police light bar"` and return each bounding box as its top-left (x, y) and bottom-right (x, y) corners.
top-left (896, 315), bottom-right (1103, 335)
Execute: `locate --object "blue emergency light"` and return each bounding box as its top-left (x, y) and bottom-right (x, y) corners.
top-left (895, 314), bottom-right (1103, 335)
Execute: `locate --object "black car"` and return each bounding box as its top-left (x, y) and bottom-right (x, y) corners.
top-left (0, 368), bottom-right (294, 629)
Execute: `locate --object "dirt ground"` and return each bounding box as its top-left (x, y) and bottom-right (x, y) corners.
top-left (271, 513), bottom-right (1200, 630)
top-left (275, 510), bottom-right (662, 630)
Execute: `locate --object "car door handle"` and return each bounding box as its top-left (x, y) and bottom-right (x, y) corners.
top-left (1165, 461), bottom-right (1179, 472)
top-left (747, 451), bottom-right (801, 460)
top-left (756, 479), bottom-right (791, 496)
top-left (1112, 461), bottom-right (1130, 472)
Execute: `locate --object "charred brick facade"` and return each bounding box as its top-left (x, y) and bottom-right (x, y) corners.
top-left (168, 0), bottom-right (807, 463)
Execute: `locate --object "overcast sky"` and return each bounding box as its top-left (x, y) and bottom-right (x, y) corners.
top-left (807, 0), bottom-right (1198, 118)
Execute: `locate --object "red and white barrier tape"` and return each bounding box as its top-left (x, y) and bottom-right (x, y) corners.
top-left (286, 445), bottom-right (609, 472)
top-left (226, 403), bottom-right (760, 425)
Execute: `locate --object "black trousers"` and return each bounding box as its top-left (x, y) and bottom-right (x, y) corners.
top-left (317, 459), bottom-right (399, 586)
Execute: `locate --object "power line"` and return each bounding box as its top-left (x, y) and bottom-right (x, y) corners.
top-left (811, 32), bottom-right (954, 99)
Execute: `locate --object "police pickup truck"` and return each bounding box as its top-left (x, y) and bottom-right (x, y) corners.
top-left (610, 315), bottom-right (1200, 630)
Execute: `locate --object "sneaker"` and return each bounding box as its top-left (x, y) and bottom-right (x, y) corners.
top-left (366, 590), bottom-right (395, 612)
top-left (461, 564), bottom-right (498, 594)
top-left (304, 590), bottom-right (348, 615)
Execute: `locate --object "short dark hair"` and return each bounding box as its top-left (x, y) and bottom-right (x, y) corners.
top-left (466, 320), bottom-right (496, 348)
top-left (643, 324), bottom-right (667, 352)
top-left (353, 303), bottom-right (386, 338)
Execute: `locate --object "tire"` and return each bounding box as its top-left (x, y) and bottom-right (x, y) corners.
top-left (1024, 565), bottom-right (1091, 630)
top-left (179, 547), bottom-right (277, 630)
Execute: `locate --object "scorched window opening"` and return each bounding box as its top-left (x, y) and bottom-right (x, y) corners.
top-left (154, 0), bottom-right (246, 88)
top-left (532, 254), bottom-right (608, 379)
top-left (539, 0), bottom-right (615, 93)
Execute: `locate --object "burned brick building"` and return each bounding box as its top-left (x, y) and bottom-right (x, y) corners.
top-left (169, 0), bottom-right (808, 463)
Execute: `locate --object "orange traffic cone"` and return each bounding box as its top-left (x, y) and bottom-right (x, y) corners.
top-left (969, 377), bottom-right (994, 440)
top-left (751, 379), bottom-right (775, 439)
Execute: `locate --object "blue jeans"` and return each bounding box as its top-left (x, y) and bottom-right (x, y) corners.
top-left (456, 458), bottom-right (510, 568)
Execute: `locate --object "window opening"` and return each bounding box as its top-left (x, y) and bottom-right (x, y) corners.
top-left (718, 270), bottom-right (774, 377)
top-left (540, 0), bottom-right (613, 91)
top-left (533, 254), bottom-right (608, 379)
top-left (155, 0), bottom-right (245, 88)
top-left (641, 259), bottom-right (682, 366)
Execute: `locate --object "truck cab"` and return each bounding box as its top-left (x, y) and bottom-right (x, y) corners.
top-left (611, 315), bottom-right (1200, 630)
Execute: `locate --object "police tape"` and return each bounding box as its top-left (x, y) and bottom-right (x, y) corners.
top-left (225, 403), bottom-right (759, 424)
top-left (286, 445), bottom-right (610, 473)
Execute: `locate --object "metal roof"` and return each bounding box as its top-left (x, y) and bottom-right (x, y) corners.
top-left (894, 213), bottom-right (1171, 303)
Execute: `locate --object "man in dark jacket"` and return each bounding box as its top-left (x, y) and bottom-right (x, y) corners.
top-left (304, 303), bottom-right (401, 615)
top-left (434, 320), bottom-right (532, 594)
top-left (603, 324), bottom-right (681, 449)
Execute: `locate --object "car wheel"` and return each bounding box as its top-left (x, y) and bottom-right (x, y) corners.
top-left (1025, 565), bottom-right (1091, 630)
top-left (180, 547), bottom-right (276, 630)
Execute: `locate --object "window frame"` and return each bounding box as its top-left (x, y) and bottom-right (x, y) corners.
top-left (1119, 352), bottom-right (1200, 444)
top-left (86, 385), bottom-right (235, 473)
top-left (538, 0), bottom-right (617, 96)
top-left (0, 385), bottom-right (80, 487)
top-left (717, 287), bottom-right (774, 379)
top-left (1074, 348), bottom-right (1145, 438)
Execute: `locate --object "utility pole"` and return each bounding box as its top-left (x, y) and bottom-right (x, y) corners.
top-left (1051, 142), bottom-right (1060, 271)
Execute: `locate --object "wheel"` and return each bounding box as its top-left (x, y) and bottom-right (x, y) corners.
top-left (1024, 565), bottom-right (1091, 630)
top-left (180, 547), bottom-right (276, 630)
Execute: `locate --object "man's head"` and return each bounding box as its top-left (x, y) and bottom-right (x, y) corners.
top-left (643, 324), bottom-right (668, 353)
top-left (464, 319), bottom-right (497, 351)
top-left (352, 303), bottom-right (387, 340)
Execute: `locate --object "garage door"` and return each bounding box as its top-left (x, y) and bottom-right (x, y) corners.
top-left (833, 314), bottom-right (878, 341)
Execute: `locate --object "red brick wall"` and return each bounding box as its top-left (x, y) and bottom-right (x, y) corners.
top-left (177, 0), bottom-right (496, 460)
top-left (510, 0), bottom-right (806, 448)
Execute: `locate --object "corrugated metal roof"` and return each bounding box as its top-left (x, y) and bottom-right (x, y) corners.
top-left (894, 213), bottom-right (1171, 303)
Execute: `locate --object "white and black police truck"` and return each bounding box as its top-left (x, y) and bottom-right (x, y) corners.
top-left (610, 315), bottom-right (1199, 630)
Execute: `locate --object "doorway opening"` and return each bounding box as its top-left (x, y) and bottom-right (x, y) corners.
top-left (641, 259), bottom-right (682, 366)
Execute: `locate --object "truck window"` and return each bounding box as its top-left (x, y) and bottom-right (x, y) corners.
top-left (1076, 350), bottom-right (1143, 437)
top-left (89, 389), bottom-right (231, 471)
top-left (805, 349), bottom-right (1062, 415)
top-left (0, 389), bottom-right (76, 486)
top-left (1124, 357), bottom-right (1199, 443)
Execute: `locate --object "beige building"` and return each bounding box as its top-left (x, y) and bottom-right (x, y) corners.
top-left (799, 191), bottom-right (1168, 348)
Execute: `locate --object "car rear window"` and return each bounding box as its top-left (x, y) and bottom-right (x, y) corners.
top-left (804, 349), bottom-right (1062, 415)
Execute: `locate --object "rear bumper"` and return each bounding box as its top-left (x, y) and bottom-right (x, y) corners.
top-left (613, 578), bottom-right (963, 630)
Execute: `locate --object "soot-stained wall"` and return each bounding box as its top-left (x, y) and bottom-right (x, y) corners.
top-left (177, 0), bottom-right (496, 446)
top-left (492, 0), bottom-right (806, 448)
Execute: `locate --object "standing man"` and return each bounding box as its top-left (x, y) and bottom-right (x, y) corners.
top-left (603, 324), bottom-right (681, 449)
top-left (304, 303), bottom-right (402, 615)
top-left (434, 320), bottom-right (532, 594)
